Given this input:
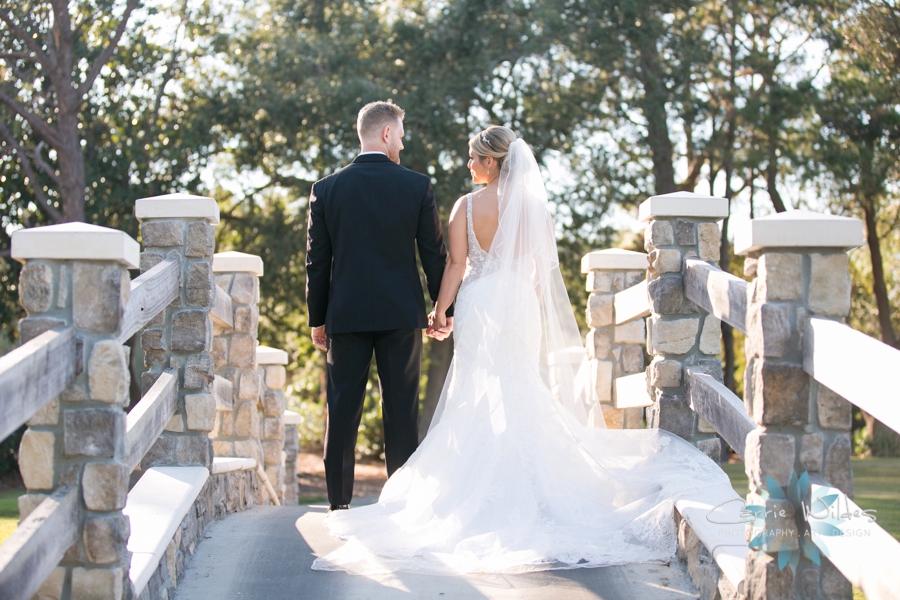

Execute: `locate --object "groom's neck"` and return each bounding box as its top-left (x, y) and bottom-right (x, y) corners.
top-left (359, 144), bottom-right (387, 155)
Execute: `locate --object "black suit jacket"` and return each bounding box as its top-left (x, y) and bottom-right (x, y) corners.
top-left (306, 154), bottom-right (452, 334)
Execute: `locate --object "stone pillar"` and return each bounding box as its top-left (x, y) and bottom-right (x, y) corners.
top-left (209, 252), bottom-right (264, 475)
top-left (581, 249), bottom-right (648, 428)
top-left (13, 223), bottom-right (139, 600)
top-left (283, 418), bottom-right (300, 505)
top-left (736, 211), bottom-right (861, 600)
top-left (136, 194), bottom-right (220, 469)
top-left (257, 346), bottom-right (288, 504)
top-left (641, 192), bottom-right (729, 459)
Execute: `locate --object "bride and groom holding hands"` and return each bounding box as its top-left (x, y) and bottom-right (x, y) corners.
top-left (305, 100), bottom-right (731, 575)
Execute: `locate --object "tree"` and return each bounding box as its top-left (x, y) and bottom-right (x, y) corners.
top-left (0, 0), bottom-right (221, 341)
top-left (808, 0), bottom-right (900, 455)
top-left (0, 0), bottom-right (142, 223)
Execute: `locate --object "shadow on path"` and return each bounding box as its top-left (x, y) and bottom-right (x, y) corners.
top-left (174, 504), bottom-right (700, 600)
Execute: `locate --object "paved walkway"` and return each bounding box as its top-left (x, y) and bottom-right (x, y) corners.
top-left (174, 502), bottom-right (700, 600)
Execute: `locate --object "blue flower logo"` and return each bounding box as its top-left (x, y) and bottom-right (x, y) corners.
top-left (745, 470), bottom-right (846, 572)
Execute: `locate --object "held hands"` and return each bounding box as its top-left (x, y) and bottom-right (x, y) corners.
top-left (311, 325), bottom-right (327, 351)
top-left (426, 311), bottom-right (453, 341)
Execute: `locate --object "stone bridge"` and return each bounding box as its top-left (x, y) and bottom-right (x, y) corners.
top-left (0, 192), bottom-right (897, 600)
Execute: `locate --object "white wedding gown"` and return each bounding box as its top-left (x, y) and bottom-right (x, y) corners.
top-left (311, 190), bottom-right (733, 576)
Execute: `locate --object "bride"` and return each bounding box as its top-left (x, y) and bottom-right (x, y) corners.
top-left (311, 126), bottom-right (732, 575)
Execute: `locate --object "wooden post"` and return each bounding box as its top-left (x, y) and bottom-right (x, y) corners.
top-left (12, 223), bottom-right (139, 599)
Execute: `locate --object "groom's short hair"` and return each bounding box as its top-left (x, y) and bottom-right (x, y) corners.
top-left (357, 101), bottom-right (405, 140)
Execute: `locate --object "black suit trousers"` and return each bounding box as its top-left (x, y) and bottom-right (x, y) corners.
top-left (323, 329), bottom-right (422, 506)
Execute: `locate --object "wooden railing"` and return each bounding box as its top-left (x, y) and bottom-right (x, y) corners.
top-left (0, 258), bottom-right (181, 599)
top-left (0, 197), bottom-right (295, 600)
top-left (118, 257), bottom-right (180, 343)
top-left (0, 327), bottom-right (75, 441)
top-left (123, 369), bottom-right (179, 471)
top-left (683, 257), bottom-right (747, 332)
top-left (614, 279), bottom-right (650, 325)
top-left (0, 486), bottom-right (78, 597)
top-left (0, 324), bottom-right (78, 599)
top-left (681, 249), bottom-right (900, 600)
top-left (610, 279), bottom-right (652, 411)
top-left (803, 317), bottom-right (900, 435)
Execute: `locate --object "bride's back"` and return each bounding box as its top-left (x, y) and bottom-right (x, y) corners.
top-left (470, 188), bottom-right (500, 251)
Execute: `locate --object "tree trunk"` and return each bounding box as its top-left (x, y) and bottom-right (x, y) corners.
top-left (419, 336), bottom-right (453, 441)
top-left (637, 38), bottom-right (677, 195)
top-left (765, 137), bottom-right (787, 213)
top-left (721, 5), bottom-right (737, 393)
top-left (56, 114), bottom-right (87, 222)
top-left (51, 5), bottom-right (86, 222)
top-left (862, 201), bottom-right (898, 348)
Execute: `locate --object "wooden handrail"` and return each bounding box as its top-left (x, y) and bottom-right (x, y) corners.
top-left (119, 258), bottom-right (180, 343)
top-left (210, 285), bottom-right (233, 329)
top-left (124, 369), bottom-right (179, 471)
top-left (614, 280), bottom-right (650, 325)
top-left (0, 486), bottom-right (78, 600)
top-left (802, 317), bottom-right (900, 435)
top-left (684, 368), bottom-right (756, 460)
top-left (0, 327), bottom-right (75, 442)
top-left (809, 480), bottom-right (900, 600)
top-left (683, 258), bottom-right (748, 333)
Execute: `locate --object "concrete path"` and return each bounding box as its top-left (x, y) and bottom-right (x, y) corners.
top-left (174, 503), bottom-right (700, 600)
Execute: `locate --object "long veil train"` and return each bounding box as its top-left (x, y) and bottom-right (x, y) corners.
top-left (311, 139), bottom-right (732, 575)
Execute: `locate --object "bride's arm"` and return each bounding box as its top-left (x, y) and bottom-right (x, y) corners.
top-left (432, 197), bottom-right (468, 327)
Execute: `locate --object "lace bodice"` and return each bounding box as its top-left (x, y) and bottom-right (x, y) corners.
top-left (462, 193), bottom-right (497, 284)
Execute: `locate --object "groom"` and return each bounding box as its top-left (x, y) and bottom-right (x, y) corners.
top-left (306, 101), bottom-right (453, 511)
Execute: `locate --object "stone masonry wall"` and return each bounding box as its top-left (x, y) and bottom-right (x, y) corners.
top-left (135, 469), bottom-right (261, 600)
top-left (139, 215), bottom-right (218, 470)
top-left (741, 247), bottom-right (854, 600)
top-left (583, 250), bottom-right (647, 428)
top-left (18, 251), bottom-right (134, 600)
top-left (643, 206), bottom-right (724, 460)
top-left (283, 425), bottom-right (300, 505)
top-left (209, 255), bottom-right (266, 503)
top-left (258, 353), bottom-right (287, 503)
top-left (675, 510), bottom-right (742, 600)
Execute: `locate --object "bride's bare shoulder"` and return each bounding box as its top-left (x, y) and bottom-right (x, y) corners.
top-left (471, 188), bottom-right (499, 213)
top-left (449, 195), bottom-right (468, 222)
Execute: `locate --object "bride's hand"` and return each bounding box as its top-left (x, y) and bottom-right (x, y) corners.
top-left (427, 310), bottom-right (449, 340)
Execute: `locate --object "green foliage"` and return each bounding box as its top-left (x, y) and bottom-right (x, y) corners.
top-left (2, 0), bottom-right (900, 466)
top-left (0, 426), bottom-right (23, 476)
top-left (1, 0), bottom-right (222, 340)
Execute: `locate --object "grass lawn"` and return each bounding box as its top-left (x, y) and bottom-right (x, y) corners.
top-left (722, 457), bottom-right (900, 600)
top-left (721, 457), bottom-right (900, 542)
top-left (0, 489), bottom-right (20, 545)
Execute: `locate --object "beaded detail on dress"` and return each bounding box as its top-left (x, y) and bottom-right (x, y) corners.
top-left (462, 193), bottom-right (498, 285)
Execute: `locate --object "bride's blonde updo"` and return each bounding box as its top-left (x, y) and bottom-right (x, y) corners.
top-left (469, 125), bottom-right (517, 170)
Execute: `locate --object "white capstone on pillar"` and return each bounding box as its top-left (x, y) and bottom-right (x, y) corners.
top-left (581, 249), bottom-right (648, 428)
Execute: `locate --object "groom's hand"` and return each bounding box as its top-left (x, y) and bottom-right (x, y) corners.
top-left (311, 325), bottom-right (327, 351)
top-left (429, 317), bottom-right (453, 341)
